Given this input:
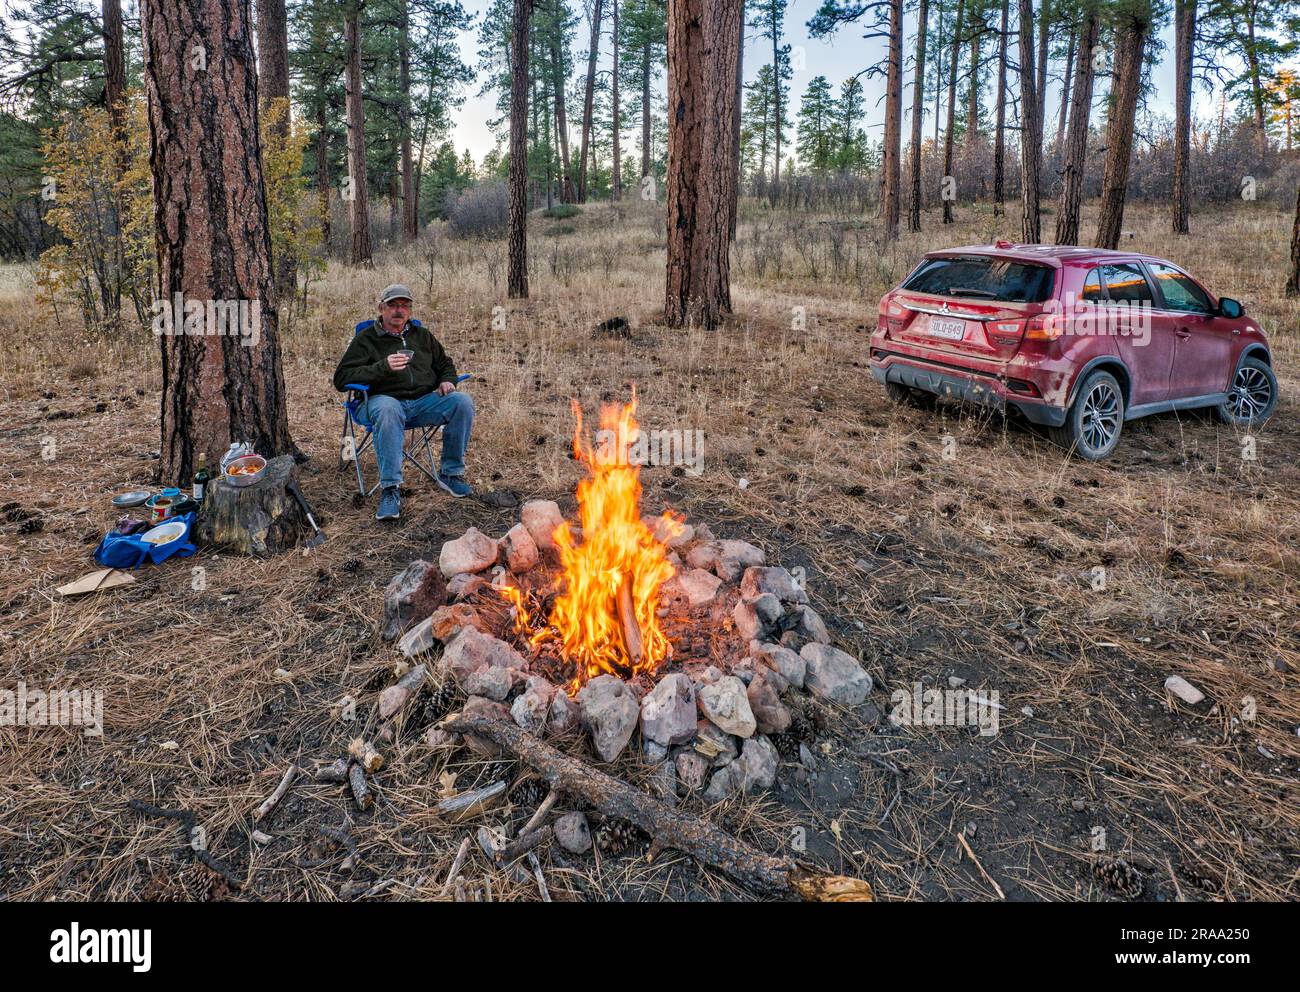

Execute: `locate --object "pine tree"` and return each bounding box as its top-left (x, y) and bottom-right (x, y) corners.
top-left (796, 75), bottom-right (835, 172)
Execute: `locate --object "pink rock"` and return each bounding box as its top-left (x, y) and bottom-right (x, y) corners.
top-left (500, 523), bottom-right (540, 574)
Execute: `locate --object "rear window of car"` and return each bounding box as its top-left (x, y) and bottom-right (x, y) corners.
top-left (903, 255), bottom-right (1055, 303)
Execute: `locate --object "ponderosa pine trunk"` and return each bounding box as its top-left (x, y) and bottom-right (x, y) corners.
top-left (509, 0), bottom-right (532, 297)
top-left (641, 43), bottom-right (652, 179)
top-left (102, 0), bottom-right (126, 133)
top-left (399, 1), bottom-right (417, 240)
top-left (1055, 5), bottom-right (1096, 245)
top-left (344, 4), bottom-right (372, 265)
top-left (140, 0), bottom-right (294, 484)
top-left (993, 0), bottom-right (1008, 216)
top-left (1095, 6), bottom-right (1150, 250)
top-left (1017, 0), bottom-right (1041, 242)
top-left (882, 0), bottom-right (903, 239)
top-left (316, 97), bottom-right (331, 249)
top-left (550, 8), bottom-right (576, 204)
top-left (1172, 0), bottom-right (1195, 235)
top-left (665, 0), bottom-right (741, 328)
top-left (1287, 179), bottom-right (1300, 296)
top-left (908, 0), bottom-right (929, 232)
top-left (730, 3), bottom-right (744, 241)
top-left (1036, 0), bottom-right (1048, 127)
top-left (1055, 16), bottom-right (1076, 150)
top-left (577, 0), bottom-right (603, 202)
top-left (966, 26), bottom-right (980, 145)
top-left (942, 0), bottom-right (964, 224)
top-left (257, 0), bottom-right (298, 297)
top-left (612, 0), bottom-right (622, 199)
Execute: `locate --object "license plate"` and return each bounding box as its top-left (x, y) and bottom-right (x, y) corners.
top-left (928, 317), bottom-right (966, 340)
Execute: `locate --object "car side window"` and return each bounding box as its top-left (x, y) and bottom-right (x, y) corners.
top-left (1081, 268), bottom-right (1104, 303)
top-left (1099, 263), bottom-right (1154, 305)
top-left (1147, 262), bottom-right (1213, 314)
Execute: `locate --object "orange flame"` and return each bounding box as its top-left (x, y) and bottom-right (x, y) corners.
top-left (500, 393), bottom-right (678, 692)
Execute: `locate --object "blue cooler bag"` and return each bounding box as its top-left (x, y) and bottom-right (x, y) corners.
top-left (94, 512), bottom-right (198, 570)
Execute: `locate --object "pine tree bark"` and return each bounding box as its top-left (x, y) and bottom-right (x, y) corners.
top-left (612, 0), bottom-right (622, 199)
top-left (1055, 16), bottom-right (1076, 150)
top-left (966, 28), bottom-right (980, 145)
top-left (993, 0), bottom-right (1008, 217)
top-left (257, 0), bottom-right (298, 298)
top-left (1017, 0), bottom-right (1041, 242)
top-left (771, 21), bottom-right (781, 184)
top-left (345, 4), bottom-right (372, 265)
top-left (942, 0), bottom-right (965, 224)
top-left (509, 0), bottom-right (532, 297)
top-left (102, 0), bottom-right (126, 133)
top-left (1055, 6), bottom-right (1096, 245)
top-left (550, 8), bottom-right (576, 204)
top-left (665, 0), bottom-right (741, 328)
top-left (1171, 0), bottom-right (1195, 235)
top-left (641, 43), bottom-right (652, 179)
top-left (1036, 0), bottom-right (1048, 128)
top-left (399, 1), bottom-right (417, 240)
top-left (316, 97), bottom-right (331, 249)
top-left (729, 3), bottom-right (744, 242)
top-left (1287, 178), bottom-right (1300, 296)
top-left (908, 0), bottom-right (929, 232)
top-left (1094, 8), bottom-right (1149, 250)
top-left (577, 0), bottom-right (603, 202)
top-left (140, 0), bottom-right (295, 485)
top-left (882, 0), bottom-right (903, 239)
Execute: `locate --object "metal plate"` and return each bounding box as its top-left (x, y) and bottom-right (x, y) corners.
top-left (112, 490), bottom-right (152, 508)
top-left (928, 317), bottom-right (966, 340)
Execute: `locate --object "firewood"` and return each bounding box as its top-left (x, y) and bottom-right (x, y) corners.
top-left (348, 737), bottom-right (384, 773)
top-left (312, 758), bottom-right (350, 783)
top-left (436, 780), bottom-right (507, 821)
top-left (348, 763), bottom-right (373, 810)
top-left (617, 577), bottom-right (643, 667)
top-left (441, 709), bottom-right (873, 902)
top-left (254, 763), bottom-right (298, 820)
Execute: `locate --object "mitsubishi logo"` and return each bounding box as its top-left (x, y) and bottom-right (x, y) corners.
top-left (939, 302), bottom-right (950, 315)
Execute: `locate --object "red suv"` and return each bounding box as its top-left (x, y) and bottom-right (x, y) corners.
top-left (870, 242), bottom-right (1278, 459)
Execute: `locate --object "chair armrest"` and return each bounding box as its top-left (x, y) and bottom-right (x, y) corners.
top-left (455, 373), bottom-right (473, 383)
top-left (344, 383), bottom-right (371, 392)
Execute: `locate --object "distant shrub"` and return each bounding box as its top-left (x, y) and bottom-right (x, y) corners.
top-left (445, 181), bottom-right (508, 239)
top-left (549, 224), bottom-right (576, 236)
top-left (541, 204), bottom-right (581, 219)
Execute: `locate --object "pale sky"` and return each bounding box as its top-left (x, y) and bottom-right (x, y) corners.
top-left (447, 1), bottom-right (1213, 168)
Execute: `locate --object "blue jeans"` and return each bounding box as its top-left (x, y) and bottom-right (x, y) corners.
top-left (355, 389), bottom-right (474, 488)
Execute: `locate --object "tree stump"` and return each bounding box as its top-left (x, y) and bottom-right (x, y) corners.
top-left (196, 454), bottom-right (309, 555)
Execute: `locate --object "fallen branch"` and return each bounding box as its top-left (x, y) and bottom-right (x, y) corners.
top-left (312, 758), bottom-right (350, 783)
top-left (441, 711), bottom-right (873, 901)
top-left (520, 788), bottom-right (558, 835)
top-left (439, 836), bottom-right (472, 897)
top-left (255, 764), bottom-right (298, 820)
top-left (436, 780), bottom-right (507, 821)
top-left (349, 764), bottom-right (373, 811)
top-left (496, 824), bottom-right (552, 863)
top-left (127, 799), bottom-right (244, 891)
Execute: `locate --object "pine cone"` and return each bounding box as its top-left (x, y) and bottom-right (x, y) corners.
top-left (1094, 859), bottom-right (1144, 899)
top-left (595, 818), bottom-right (647, 856)
top-left (771, 732), bottom-right (802, 763)
top-left (509, 776), bottom-right (548, 809)
top-left (787, 709), bottom-right (814, 743)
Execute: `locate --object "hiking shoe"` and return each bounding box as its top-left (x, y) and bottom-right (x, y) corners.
top-left (437, 472), bottom-right (473, 498)
top-left (376, 486), bottom-right (401, 520)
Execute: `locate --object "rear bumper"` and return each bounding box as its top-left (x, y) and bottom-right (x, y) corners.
top-left (870, 353), bottom-right (1068, 427)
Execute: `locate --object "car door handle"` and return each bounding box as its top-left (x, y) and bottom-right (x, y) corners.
top-left (1174, 327), bottom-right (1191, 339)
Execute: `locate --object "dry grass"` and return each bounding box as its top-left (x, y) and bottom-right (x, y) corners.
top-left (0, 197), bottom-right (1296, 901)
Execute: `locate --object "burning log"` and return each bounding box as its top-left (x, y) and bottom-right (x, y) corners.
top-left (441, 710), bottom-right (873, 902)
top-left (617, 577), bottom-right (643, 670)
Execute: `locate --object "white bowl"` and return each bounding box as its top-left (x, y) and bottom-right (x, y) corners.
top-left (140, 520), bottom-right (187, 545)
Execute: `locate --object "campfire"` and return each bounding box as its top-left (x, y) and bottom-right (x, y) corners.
top-left (383, 390), bottom-right (875, 805)
top-left (498, 396), bottom-right (681, 692)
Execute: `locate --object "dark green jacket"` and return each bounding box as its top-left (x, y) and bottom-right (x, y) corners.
top-left (333, 319), bottom-right (458, 401)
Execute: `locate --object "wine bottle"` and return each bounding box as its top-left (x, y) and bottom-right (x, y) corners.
top-left (193, 452), bottom-right (210, 503)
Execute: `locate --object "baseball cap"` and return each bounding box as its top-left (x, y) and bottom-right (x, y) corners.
top-left (378, 283), bottom-right (415, 305)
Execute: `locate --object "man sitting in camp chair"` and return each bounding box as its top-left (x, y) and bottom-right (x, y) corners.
top-left (333, 284), bottom-right (474, 520)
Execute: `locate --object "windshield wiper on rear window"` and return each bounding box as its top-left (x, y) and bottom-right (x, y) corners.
top-left (947, 286), bottom-right (998, 298)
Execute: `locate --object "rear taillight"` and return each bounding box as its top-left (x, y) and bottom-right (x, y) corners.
top-left (1024, 313), bottom-right (1061, 340)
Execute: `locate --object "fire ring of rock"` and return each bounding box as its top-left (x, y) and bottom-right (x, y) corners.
top-left (390, 498), bottom-right (872, 803)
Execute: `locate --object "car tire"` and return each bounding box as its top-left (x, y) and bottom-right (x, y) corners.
top-left (1215, 357), bottom-right (1277, 426)
top-left (1049, 370), bottom-right (1125, 461)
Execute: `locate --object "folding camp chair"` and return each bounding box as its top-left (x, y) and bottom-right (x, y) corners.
top-left (339, 318), bottom-right (472, 497)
